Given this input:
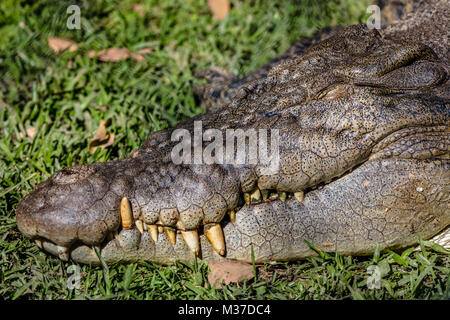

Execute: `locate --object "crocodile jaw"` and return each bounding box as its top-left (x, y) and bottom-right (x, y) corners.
top-left (55, 157), bottom-right (450, 265)
top-left (17, 151), bottom-right (450, 265)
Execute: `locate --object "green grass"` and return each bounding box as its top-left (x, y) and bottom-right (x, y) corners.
top-left (0, 0), bottom-right (448, 300)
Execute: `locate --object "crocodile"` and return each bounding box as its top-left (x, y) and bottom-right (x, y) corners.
top-left (16, 0), bottom-right (449, 265)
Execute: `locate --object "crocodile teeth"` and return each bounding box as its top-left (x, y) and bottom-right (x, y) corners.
top-left (35, 239), bottom-right (43, 249)
top-left (205, 223), bottom-right (226, 256)
top-left (279, 192), bottom-right (287, 202)
top-left (165, 227), bottom-right (177, 244)
top-left (244, 192), bottom-right (250, 205)
top-left (57, 245), bottom-right (69, 261)
top-left (294, 191), bottom-right (304, 203)
top-left (269, 193), bottom-right (278, 200)
top-left (261, 189), bottom-right (269, 201)
top-left (181, 230), bottom-right (200, 255)
top-left (228, 209), bottom-right (236, 224)
top-left (250, 189), bottom-right (261, 202)
top-left (158, 226), bottom-right (164, 233)
top-left (135, 220), bottom-right (144, 234)
top-left (120, 197), bottom-right (134, 229)
top-left (147, 224), bottom-right (159, 243)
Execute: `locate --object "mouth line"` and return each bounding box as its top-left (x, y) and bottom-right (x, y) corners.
top-left (32, 172), bottom-right (352, 262)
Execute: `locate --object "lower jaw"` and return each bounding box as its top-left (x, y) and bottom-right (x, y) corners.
top-left (63, 204), bottom-right (450, 266)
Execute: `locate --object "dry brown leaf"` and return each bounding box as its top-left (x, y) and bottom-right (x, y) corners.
top-left (133, 3), bottom-right (145, 17)
top-left (207, 259), bottom-right (254, 289)
top-left (89, 47), bottom-right (151, 62)
top-left (137, 48), bottom-right (153, 55)
top-left (129, 52), bottom-right (144, 62)
top-left (207, 0), bottom-right (230, 20)
top-left (48, 37), bottom-right (78, 53)
top-left (89, 48), bottom-right (131, 62)
top-left (89, 119), bottom-right (114, 154)
top-left (26, 127), bottom-right (37, 139)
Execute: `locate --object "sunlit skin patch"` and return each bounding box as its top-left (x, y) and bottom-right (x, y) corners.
top-left (16, 22), bottom-right (450, 264)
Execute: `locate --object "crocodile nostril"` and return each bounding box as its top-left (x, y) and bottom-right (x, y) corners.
top-left (52, 168), bottom-right (80, 184)
top-left (25, 191), bottom-right (46, 211)
top-left (52, 165), bottom-right (95, 185)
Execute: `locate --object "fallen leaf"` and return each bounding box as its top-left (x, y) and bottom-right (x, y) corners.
top-left (207, 0), bottom-right (230, 20)
top-left (133, 3), bottom-right (145, 17)
top-left (89, 47), bottom-right (151, 62)
top-left (137, 48), bottom-right (153, 55)
top-left (208, 259), bottom-right (254, 289)
top-left (48, 37), bottom-right (78, 53)
top-left (26, 127), bottom-right (36, 139)
top-left (130, 52), bottom-right (144, 61)
top-left (89, 119), bottom-right (114, 154)
top-left (89, 48), bottom-right (131, 62)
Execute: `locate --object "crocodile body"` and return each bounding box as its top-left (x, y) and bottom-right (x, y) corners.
top-left (16, 1), bottom-right (449, 265)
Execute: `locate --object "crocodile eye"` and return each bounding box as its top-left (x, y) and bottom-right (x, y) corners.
top-left (52, 166), bottom-right (95, 185)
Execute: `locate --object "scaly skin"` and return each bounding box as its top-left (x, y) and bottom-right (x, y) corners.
top-left (16, 2), bottom-right (449, 265)
top-left (195, 0), bottom-right (449, 111)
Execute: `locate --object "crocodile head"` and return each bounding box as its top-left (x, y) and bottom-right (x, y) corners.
top-left (16, 25), bottom-right (450, 265)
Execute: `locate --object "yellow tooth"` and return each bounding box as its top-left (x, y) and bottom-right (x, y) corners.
top-left (57, 245), bottom-right (69, 261)
top-left (204, 223), bottom-right (226, 256)
top-left (147, 224), bottom-right (159, 243)
top-left (261, 189), bottom-right (269, 201)
top-left (158, 226), bottom-right (164, 233)
top-left (244, 192), bottom-right (250, 205)
top-left (176, 220), bottom-right (185, 230)
top-left (35, 239), bottom-right (43, 249)
top-left (228, 209), bottom-right (236, 224)
top-left (165, 227), bottom-right (177, 244)
top-left (279, 192), bottom-right (287, 202)
top-left (269, 193), bottom-right (278, 200)
top-left (250, 189), bottom-right (261, 202)
top-left (181, 230), bottom-right (200, 255)
top-left (120, 197), bottom-right (134, 229)
top-left (294, 191), bottom-right (304, 203)
top-left (135, 220), bottom-right (144, 234)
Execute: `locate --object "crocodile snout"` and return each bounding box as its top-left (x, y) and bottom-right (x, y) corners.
top-left (16, 155), bottom-right (241, 261)
top-left (16, 163), bottom-right (126, 259)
